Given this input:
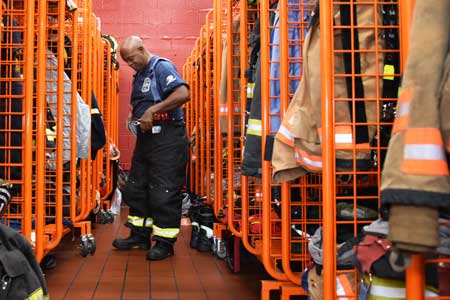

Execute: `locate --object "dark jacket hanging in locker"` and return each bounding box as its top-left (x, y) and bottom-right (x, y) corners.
top-left (0, 16), bottom-right (24, 195)
top-left (242, 0), bottom-right (303, 178)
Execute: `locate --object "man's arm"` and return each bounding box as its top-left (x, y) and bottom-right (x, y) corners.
top-left (138, 85), bottom-right (190, 132)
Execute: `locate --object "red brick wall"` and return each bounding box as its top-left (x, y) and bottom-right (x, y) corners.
top-left (93, 0), bottom-right (211, 168)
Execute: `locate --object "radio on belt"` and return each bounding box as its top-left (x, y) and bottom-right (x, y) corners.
top-left (152, 126), bottom-right (161, 134)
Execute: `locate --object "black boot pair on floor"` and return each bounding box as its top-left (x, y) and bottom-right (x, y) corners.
top-left (112, 228), bottom-right (174, 260)
top-left (189, 206), bottom-right (215, 252)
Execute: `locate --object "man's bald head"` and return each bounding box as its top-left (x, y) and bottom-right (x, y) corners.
top-left (120, 36), bottom-right (152, 72)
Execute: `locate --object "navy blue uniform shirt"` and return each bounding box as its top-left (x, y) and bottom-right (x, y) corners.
top-left (130, 56), bottom-right (188, 119)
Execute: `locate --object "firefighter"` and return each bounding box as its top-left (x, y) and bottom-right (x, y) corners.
top-left (112, 36), bottom-right (189, 260)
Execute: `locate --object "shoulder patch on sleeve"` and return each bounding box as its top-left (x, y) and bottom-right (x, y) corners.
top-left (166, 75), bottom-right (176, 86)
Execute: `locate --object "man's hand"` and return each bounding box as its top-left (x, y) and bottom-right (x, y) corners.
top-left (138, 107), bottom-right (154, 133)
top-left (126, 111), bottom-right (133, 132)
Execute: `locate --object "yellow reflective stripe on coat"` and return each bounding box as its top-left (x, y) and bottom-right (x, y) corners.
top-left (247, 82), bottom-right (255, 98)
top-left (26, 288), bottom-right (45, 300)
top-left (127, 215), bottom-right (153, 227)
top-left (45, 128), bottom-right (56, 142)
top-left (152, 225), bottom-right (180, 238)
top-left (91, 108), bottom-right (100, 114)
top-left (392, 88), bottom-right (412, 134)
top-left (402, 127), bottom-right (449, 176)
top-left (364, 275), bottom-right (438, 299)
top-left (276, 124), bottom-right (294, 147)
top-left (247, 119), bottom-right (262, 136)
top-left (383, 64), bottom-right (395, 80)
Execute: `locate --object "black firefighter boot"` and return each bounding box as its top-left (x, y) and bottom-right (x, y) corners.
top-left (112, 226), bottom-right (151, 250)
top-left (146, 237), bottom-right (174, 260)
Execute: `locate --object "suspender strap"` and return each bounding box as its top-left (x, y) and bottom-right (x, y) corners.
top-left (340, 1), bottom-right (369, 145)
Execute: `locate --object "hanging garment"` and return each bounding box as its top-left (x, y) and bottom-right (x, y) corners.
top-left (269, 0), bottom-right (301, 133)
top-left (46, 50), bottom-right (91, 160)
top-left (218, 17), bottom-right (241, 134)
top-left (90, 92), bottom-right (106, 160)
top-left (381, 0), bottom-right (450, 253)
top-left (242, 0), bottom-right (304, 177)
top-left (272, 1), bottom-right (384, 183)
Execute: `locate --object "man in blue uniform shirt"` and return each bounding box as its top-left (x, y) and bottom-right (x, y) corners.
top-left (112, 36), bottom-right (189, 260)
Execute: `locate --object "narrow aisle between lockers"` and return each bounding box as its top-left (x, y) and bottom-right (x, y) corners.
top-left (45, 207), bottom-right (271, 300)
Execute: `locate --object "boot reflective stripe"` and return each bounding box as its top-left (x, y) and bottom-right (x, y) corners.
top-left (392, 88), bottom-right (412, 134)
top-left (191, 221), bottom-right (199, 229)
top-left (128, 216), bottom-right (153, 227)
top-left (200, 225), bottom-right (214, 238)
top-left (153, 225), bottom-right (180, 238)
top-left (336, 274), bottom-right (354, 299)
top-left (402, 128), bottom-right (449, 176)
top-left (144, 218), bottom-right (153, 227)
top-left (247, 119), bottom-right (262, 136)
top-left (294, 149), bottom-right (322, 171)
top-left (276, 124), bottom-right (294, 146)
top-left (26, 288), bottom-right (46, 300)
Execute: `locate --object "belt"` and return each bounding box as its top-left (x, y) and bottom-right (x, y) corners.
top-left (153, 113), bottom-right (183, 121)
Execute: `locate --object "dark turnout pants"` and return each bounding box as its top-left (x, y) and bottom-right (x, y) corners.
top-left (123, 120), bottom-right (188, 243)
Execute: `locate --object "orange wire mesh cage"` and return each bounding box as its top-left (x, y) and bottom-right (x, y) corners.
top-left (0, 0), bottom-right (118, 261)
top-left (186, 0), bottom-right (450, 298)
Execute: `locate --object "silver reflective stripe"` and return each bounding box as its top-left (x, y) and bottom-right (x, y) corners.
top-left (277, 125), bottom-right (294, 142)
top-left (220, 107), bottom-right (228, 113)
top-left (397, 102), bottom-right (410, 117)
top-left (336, 277), bottom-right (352, 299)
top-left (404, 144), bottom-right (446, 160)
top-left (191, 221), bottom-right (199, 229)
top-left (335, 133), bottom-right (352, 144)
top-left (295, 152), bottom-right (323, 168)
top-left (200, 225), bottom-right (214, 238)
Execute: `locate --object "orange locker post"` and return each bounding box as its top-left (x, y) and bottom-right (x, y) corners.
top-left (204, 10), bottom-right (214, 205)
top-left (259, 0), bottom-right (287, 283)
top-left (239, 0), bottom-right (264, 258)
top-left (224, 0), bottom-right (242, 238)
top-left (278, 0), bottom-right (314, 287)
top-left (0, 0), bottom-right (33, 241)
top-left (100, 39), bottom-right (113, 204)
top-left (194, 38), bottom-right (201, 195)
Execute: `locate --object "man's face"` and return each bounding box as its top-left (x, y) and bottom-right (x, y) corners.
top-left (122, 47), bottom-right (146, 72)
